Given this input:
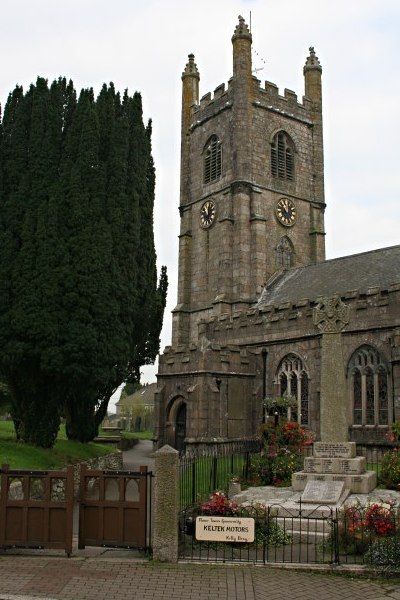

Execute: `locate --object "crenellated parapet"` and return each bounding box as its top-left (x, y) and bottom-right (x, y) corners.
top-left (189, 74), bottom-right (318, 131)
top-left (159, 338), bottom-right (255, 377)
top-left (179, 282), bottom-right (400, 347)
top-left (253, 81), bottom-right (314, 125)
top-left (188, 32), bottom-right (321, 131)
top-left (190, 84), bottom-right (232, 130)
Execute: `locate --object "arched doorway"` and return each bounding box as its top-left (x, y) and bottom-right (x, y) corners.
top-left (175, 402), bottom-right (187, 453)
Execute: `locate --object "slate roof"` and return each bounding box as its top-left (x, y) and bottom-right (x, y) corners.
top-left (257, 245), bottom-right (400, 307)
top-left (115, 382), bottom-right (157, 409)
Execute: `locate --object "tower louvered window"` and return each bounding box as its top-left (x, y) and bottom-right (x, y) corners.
top-left (204, 136), bottom-right (222, 184)
top-left (348, 346), bottom-right (389, 426)
top-left (271, 132), bottom-right (294, 181)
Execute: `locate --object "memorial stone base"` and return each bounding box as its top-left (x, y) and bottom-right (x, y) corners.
top-left (292, 442), bottom-right (377, 501)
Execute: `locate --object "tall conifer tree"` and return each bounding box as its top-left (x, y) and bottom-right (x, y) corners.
top-left (0, 79), bottom-right (167, 446)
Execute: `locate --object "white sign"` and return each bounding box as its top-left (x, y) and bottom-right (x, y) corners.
top-left (195, 516), bottom-right (255, 543)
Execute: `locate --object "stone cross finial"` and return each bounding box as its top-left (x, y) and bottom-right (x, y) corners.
top-left (304, 46), bottom-right (322, 73)
top-left (313, 296), bottom-right (350, 333)
top-left (182, 53), bottom-right (199, 78)
top-left (232, 15), bottom-right (251, 39)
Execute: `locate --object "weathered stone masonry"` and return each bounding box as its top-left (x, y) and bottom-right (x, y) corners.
top-left (155, 17), bottom-right (400, 452)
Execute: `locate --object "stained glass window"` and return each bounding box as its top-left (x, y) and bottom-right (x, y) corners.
top-left (348, 346), bottom-right (389, 426)
top-left (277, 354), bottom-right (309, 425)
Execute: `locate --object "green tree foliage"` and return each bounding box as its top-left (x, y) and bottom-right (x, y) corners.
top-left (0, 381), bottom-right (12, 415)
top-left (0, 78), bottom-right (167, 447)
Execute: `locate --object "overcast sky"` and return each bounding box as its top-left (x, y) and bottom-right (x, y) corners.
top-left (1, 1), bottom-right (399, 408)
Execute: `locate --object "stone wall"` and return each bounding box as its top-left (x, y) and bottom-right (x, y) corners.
top-left (156, 284), bottom-right (400, 448)
top-left (73, 450), bottom-right (123, 499)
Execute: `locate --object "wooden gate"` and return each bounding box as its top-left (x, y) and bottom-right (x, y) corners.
top-left (78, 465), bottom-right (152, 551)
top-left (0, 464), bottom-right (74, 556)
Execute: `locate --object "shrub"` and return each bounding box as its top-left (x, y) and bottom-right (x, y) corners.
top-left (380, 447), bottom-right (400, 490)
top-left (249, 449), bottom-right (303, 486)
top-left (243, 503), bottom-right (291, 546)
top-left (365, 536), bottom-right (400, 573)
top-left (250, 420), bottom-right (313, 486)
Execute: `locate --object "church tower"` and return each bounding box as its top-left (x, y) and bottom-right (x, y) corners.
top-left (172, 16), bottom-right (325, 348)
top-left (155, 17), bottom-right (326, 452)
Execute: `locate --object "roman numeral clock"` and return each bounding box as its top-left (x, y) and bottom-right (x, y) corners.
top-left (275, 197), bottom-right (296, 226)
top-left (200, 200), bottom-right (216, 228)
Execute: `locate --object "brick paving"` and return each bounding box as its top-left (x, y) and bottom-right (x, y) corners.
top-left (0, 556), bottom-right (399, 600)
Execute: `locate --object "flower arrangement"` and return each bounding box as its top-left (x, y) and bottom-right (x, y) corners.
top-left (250, 420), bottom-right (314, 487)
top-left (364, 502), bottom-right (396, 536)
top-left (381, 422), bottom-right (400, 490)
top-left (380, 449), bottom-right (400, 490)
top-left (263, 395), bottom-right (297, 416)
top-left (200, 491), bottom-right (238, 516)
top-left (340, 500), bottom-right (396, 553)
top-left (386, 421), bottom-right (400, 445)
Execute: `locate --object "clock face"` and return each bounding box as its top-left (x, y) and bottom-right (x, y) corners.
top-left (200, 200), bottom-right (216, 228)
top-left (275, 198), bottom-right (296, 226)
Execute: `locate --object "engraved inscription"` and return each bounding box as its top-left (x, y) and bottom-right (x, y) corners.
top-left (314, 442), bottom-right (356, 459)
top-left (301, 480), bottom-right (345, 504)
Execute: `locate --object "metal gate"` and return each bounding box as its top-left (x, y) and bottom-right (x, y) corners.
top-left (0, 463), bottom-right (74, 556)
top-left (78, 465), bottom-right (152, 551)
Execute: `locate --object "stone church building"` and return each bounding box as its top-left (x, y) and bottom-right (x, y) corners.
top-left (154, 17), bottom-right (400, 453)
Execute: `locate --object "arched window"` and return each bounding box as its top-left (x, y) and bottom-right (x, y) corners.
top-left (203, 135), bottom-right (222, 184)
top-left (348, 346), bottom-right (389, 425)
top-left (276, 236), bottom-right (294, 268)
top-left (276, 353), bottom-right (309, 425)
top-left (271, 132), bottom-right (294, 181)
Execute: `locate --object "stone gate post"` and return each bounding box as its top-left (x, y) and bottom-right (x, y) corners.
top-left (152, 445), bottom-right (179, 562)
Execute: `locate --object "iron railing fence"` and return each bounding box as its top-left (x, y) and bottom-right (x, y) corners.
top-left (179, 442), bottom-right (392, 509)
top-left (179, 502), bottom-right (400, 568)
top-left (356, 444), bottom-right (393, 478)
top-left (179, 440), bottom-right (261, 508)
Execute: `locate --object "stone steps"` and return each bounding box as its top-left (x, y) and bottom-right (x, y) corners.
top-left (274, 516), bottom-right (333, 543)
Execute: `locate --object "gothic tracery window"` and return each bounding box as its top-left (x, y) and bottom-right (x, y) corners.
top-left (276, 236), bottom-right (294, 268)
top-left (203, 135), bottom-right (222, 184)
top-left (271, 132), bottom-right (294, 181)
top-left (348, 346), bottom-right (389, 426)
top-left (276, 354), bottom-right (309, 425)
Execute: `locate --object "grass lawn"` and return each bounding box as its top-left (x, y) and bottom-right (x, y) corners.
top-left (0, 421), bottom-right (114, 470)
top-left (121, 430), bottom-right (153, 440)
top-left (180, 453), bottom-right (250, 507)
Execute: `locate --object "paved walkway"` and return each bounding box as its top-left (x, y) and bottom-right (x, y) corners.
top-left (123, 439), bottom-right (155, 471)
top-left (0, 556), bottom-right (399, 600)
top-left (2, 444), bottom-right (399, 599)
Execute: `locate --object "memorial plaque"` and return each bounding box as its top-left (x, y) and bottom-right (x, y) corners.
top-left (321, 459), bottom-right (334, 473)
top-left (301, 480), bottom-right (345, 504)
top-left (195, 516), bottom-right (255, 543)
top-left (314, 442), bottom-right (356, 459)
top-left (304, 458), bottom-right (321, 473)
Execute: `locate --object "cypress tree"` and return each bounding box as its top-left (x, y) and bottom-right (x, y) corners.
top-left (0, 79), bottom-right (167, 447)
